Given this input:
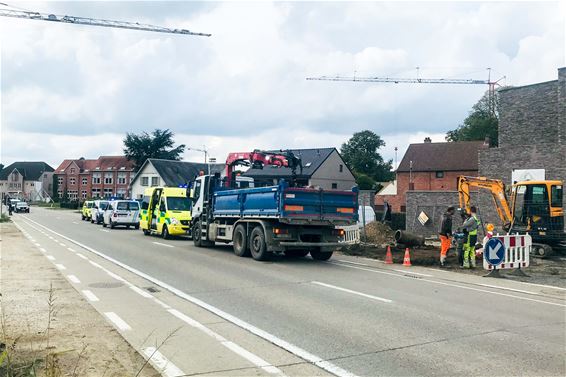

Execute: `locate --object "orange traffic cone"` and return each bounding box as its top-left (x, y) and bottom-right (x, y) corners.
top-left (384, 246), bottom-right (393, 264)
top-left (403, 248), bottom-right (412, 267)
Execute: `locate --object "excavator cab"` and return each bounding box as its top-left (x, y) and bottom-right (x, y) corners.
top-left (509, 181), bottom-right (565, 252)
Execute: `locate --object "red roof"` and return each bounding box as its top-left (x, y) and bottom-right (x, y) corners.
top-left (54, 156), bottom-right (134, 174)
top-left (397, 141), bottom-right (487, 172)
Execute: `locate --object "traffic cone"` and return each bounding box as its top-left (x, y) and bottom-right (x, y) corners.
top-left (403, 248), bottom-right (412, 267)
top-left (384, 246), bottom-right (393, 264)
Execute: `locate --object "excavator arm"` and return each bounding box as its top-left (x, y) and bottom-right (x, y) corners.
top-left (458, 176), bottom-right (513, 226)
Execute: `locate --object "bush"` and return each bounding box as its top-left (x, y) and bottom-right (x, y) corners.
top-left (0, 213), bottom-right (11, 223)
top-left (60, 201), bottom-right (79, 210)
top-left (374, 212), bottom-right (406, 231)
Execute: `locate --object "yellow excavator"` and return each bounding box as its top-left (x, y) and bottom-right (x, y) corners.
top-left (458, 176), bottom-right (565, 257)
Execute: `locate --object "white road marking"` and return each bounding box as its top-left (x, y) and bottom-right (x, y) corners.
top-left (58, 242), bottom-right (66, 247)
top-left (105, 270), bottom-right (127, 282)
top-left (477, 283), bottom-right (537, 295)
top-left (515, 281), bottom-right (566, 292)
top-left (55, 264), bottom-right (66, 270)
top-left (20, 217), bottom-right (360, 377)
top-left (153, 298), bottom-right (171, 309)
top-left (39, 248), bottom-right (47, 253)
top-left (142, 347), bottom-right (185, 377)
top-left (152, 241), bottom-right (174, 248)
top-left (393, 269), bottom-right (433, 277)
top-left (336, 259), bottom-right (370, 267)
top-left (89, 261), bottom-right (102, 268)
top-left (311, 281), bottom-right (392, 303)
top-left (67, 247), bottom-right (76, 252)
top-left (34, 242), bottom-right (41, 247)
top-left (332, 262), bottom-right (566, 307)
top-left (46, 255), bottom-right (55, 261)
top-left (76, 253), bottom-right (88, 260)
top-left (72, 221), bottom-right (79, 224)
top-left (104, 312), bottom-right (131, 331)
top-left (68, 275), bottom-right (81, 284)
top-left (130, 285), bottom-right (153, 298)
top-left (82, 290), bottom-right (99, 302)
top-left (167, 309), bottom-right (284, 375)
top-left (99, 229), bottom-right (110, 233)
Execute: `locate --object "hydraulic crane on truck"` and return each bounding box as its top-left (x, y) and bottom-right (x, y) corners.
top-left (224, 150), bottom-right (303, 188)
top-left (458, 176), bottom-right (565, 257)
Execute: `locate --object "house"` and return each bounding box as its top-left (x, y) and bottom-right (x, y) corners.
top-left (130, 159), bottom-right (225, 199)
top-left (375, 138), bottom-right (488, 213)
top-left (243, 148), bottom-right (356, 190)
top-left (0, 162), bottom-right (55, 201)
top-left (54, 156), bottom-right (135, 201)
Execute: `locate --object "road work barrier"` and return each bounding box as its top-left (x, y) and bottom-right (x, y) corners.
top-left (339, 225), bottom-right (360, 245)
top-left (483, 234), bottom-right (531, 272)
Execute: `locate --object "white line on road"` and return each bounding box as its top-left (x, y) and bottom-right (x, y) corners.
top-left (104, 312), bottom-right (131, 331)
top-left (89, 261), bottom-right (102, 268)
top-left (39, 248), bottom-right (47, 253)
top-left (58, 242), bottom-right (66, 247)
top-left (477, 283), bottom-right (537, 295)
top-left (68, 275), bottom-right (81, 284)
top-left (153, 298), bottom-right (171, 310)
top-left (99, 229), bottom-right (110, 233)
top-left (46, 255), bottom-right (55, 261)
top-left (72, 222), bottom-right (79, 224)
top-left (336, 259), bottom-right (371, 267)
top-left (34, 242), bottom-right (41, 247)
top-left (105, 270), bottom-right (127, 282)
top-left (55, 264), bottom-right (66, 270)
top-left (311, 281), bottom-right (392, 303)
top-left (82, 290), bottom-right (99, 302)
top-left (19, 216), bottom-right (359, 377)
top-left (130, 285), bottom-right (154, 298)
top-left (152, 242), bottom-right (174, 248)
top-left (76, 253), bottom-right (88, 260)
top-left (393, 269), bottom-right (433, 277)
top-left (67, 247), bottom-right (76, 252)
top-left (142, 347), bottom-right (185, 377)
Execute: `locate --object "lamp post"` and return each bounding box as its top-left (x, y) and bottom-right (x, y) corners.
top-left (188, 145), bottom-right (209, 173)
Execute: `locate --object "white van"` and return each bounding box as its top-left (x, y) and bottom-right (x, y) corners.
top-left (103, 200), bottom-right (140, 229)
top-left (358, 205), bottom-right (376, 227)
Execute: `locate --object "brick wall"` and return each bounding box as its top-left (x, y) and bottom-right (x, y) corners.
top-left (406, 191), bottom-right (462, 237)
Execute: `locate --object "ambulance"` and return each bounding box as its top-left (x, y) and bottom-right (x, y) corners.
top-left (139, 187), bottom-right (192, 238)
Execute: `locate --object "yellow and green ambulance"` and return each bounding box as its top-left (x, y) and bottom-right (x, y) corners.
top-left (140, 187), bottom-right (192, 239)
top-left (81, 200), bottom-right (94, 221)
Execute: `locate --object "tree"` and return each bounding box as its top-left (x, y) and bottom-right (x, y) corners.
top-left (123, 129), bottom-right (186, 171)
top-left (340, 130), bottom-right (394, 187)
top-left (446, 91), bottom-right (499, 146)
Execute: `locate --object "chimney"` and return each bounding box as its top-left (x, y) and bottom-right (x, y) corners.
top-left (558, 67), bottom-right (566, 82)
top-left (424, 137), bottom-right (432, 143)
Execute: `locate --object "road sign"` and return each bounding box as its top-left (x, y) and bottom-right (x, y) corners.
top-left (484, 238), bottom-right (505, 266)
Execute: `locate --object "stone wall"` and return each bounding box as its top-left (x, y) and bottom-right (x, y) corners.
top-left (406, 191), bottom-right (459, 237)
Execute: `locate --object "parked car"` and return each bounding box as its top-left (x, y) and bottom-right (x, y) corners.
top-left (81, 200), bottom-right (94, 221)
top-left (139, 187), bottom-right (192, 238)
top-left (15, 201), bottom-right (30, 213)
top-left (103, 200), bottom-right (140, 229)
top-left (91, 200), bottom-right (109, 224)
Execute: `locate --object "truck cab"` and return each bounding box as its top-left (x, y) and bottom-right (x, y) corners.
top-left (140, 187), bottom-right (192, 239)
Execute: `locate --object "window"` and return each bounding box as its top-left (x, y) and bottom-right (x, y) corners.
top-left (141, 177), bottom-right (149, 186)
top-left (435, 171), bottom-right (444, 178)
top-left (331, 183), bottom-right (338, 189)
top-left (11, 172), bottom-right (18, 181)
top-left (58, 191), bottom-right (63, 198)
top-left (117, 173), bottom-right (127, 184)
top-left (167, 197), bottom-right (192, 211)
top-left (104, 172), bottom-right (113, 184)
top-left (82, 177), bottom-right (88, 185)
top-left (70, 168), bottom-right (75, 174)
top-left (92, 188), bottom-right (101, 198)
top-left (92, 173), bottom-right (101, 184)
top-left (141, 196), bottom-right (150, 210)
top-left (82, 190), bottom-right (87, 199)
top-left (67, 190), bottom-right (78, 200)
top-left (151, 177), bottom-right (160, 187)
top-left (339, 164), bottom-right (343, 173)
top-left (70, 177), bottom-right (76, 185)
top-left (551, 185), bottom-right (563, 208)
top-left (117, 202), bottom-right (129, 211)
top-left (58, 177), bottom-right (64, 185)
top-left (117, 188), bottom-right (126, 198)
top-left (103, 188), bottom-right (113, 197)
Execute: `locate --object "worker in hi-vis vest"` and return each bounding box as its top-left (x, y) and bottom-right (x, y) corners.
top-left (461, 206), bottom-right (481, 268)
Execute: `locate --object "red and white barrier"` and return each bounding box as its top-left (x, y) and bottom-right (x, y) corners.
top-left (483, 233), bottom-right (531, 270)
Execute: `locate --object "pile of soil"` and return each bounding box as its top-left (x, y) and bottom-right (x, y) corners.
top-left (361, 221), bottom-right (395, 246)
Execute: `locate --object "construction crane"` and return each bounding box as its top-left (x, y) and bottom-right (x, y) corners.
top-left (0, 5), bottom-right (211, 37)
top-left (306, 67), bottom-right (504, 115)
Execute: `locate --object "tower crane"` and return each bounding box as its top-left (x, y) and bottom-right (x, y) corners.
top-left (306, 68), bottom-right (504, 115)
top-left (0, 4), bottom-right (211, 37)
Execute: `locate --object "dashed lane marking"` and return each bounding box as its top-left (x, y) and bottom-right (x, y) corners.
top-left (82, 290), bottom-right (99, 302)
top-left (130, 285), bottom-right (154, 298)
top-left (311, 281), bottom-right (392, 303)
top-left (68, 275), bottom-right (81, 284)
top-left (55, 264), bottom-right (66, 270)
top-left (104, 312), bottom-right (131, 331)
top-left (152, 241), bottom-right (174, 248)
top-left (46, 255), bottom-right (55, 261)
top-left (142, 347), bottom-right (185, 377)
top-left (76, 253), bottom-right (88, 260)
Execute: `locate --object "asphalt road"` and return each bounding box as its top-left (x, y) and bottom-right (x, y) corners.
top-left (12, 207), bottom-right (566, 376)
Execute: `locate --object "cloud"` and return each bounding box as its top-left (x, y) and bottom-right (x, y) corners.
top-left (1, 1), bottom-right (564, 166)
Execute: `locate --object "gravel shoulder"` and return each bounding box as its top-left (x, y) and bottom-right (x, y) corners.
top-left (0, 222), bottom-right (158, 377)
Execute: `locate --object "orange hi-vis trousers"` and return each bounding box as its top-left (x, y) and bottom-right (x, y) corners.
top-left (440, 235), bottom-right (451, 257)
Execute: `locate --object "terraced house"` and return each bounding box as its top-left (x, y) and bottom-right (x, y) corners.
top-left (54, 156), bottom-right (134, 201)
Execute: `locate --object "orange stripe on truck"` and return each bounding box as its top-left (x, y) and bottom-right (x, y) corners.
top-left (284, 205), bottom-right (304, 211)
top-left (337, 207), bottom-right (354, 213)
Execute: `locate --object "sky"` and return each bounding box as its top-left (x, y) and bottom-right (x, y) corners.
top-left (1, 0), bottom-right (564, 170)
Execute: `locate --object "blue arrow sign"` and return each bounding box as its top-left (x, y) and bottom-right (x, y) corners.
top-left (484, 238), bottom-right (505, 266)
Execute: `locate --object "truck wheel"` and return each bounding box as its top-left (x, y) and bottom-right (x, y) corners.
top-left (233, 225), bottom-right (250, 257)
top-left (310, 249), bottom-right (333, 261)
top-left (284, 250), bottom-right (309, 258)
top-left (532, 244), bottom-right (553, 258)
top-left (135, 224), bottom-right (140, 230)
top-left (250, 226), bottom-right (271, 261)
top-left (162, 225), bottom-right (170, 239)
top-left (143, 229), bottom-right (150, 236)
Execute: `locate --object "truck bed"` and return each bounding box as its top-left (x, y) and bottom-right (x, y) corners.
top-left (212, 183), bottom-right (358, 225)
